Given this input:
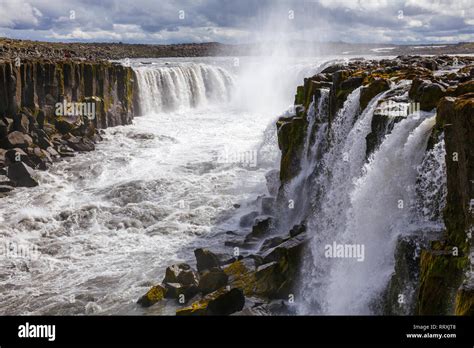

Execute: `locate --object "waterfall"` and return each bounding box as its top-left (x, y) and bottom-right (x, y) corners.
top-left (296, 86), bottom-right (390, 313)
top-left (324, 113), bottom-right (436, 314)
top-left (295, 79), bottom-right (445, 314)
top-left (133, 63), bottom-right (235, 114)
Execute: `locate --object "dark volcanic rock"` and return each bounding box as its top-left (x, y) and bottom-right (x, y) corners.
top-left (163, 263), bottom-right (199, 287)
top-left (1, 131), bottom-right (33, 149)
top-left (360, 78), bottom-right (390, 111)
top-left (244, 216), bottom-right (274, 243)
top-left (206, 288), bottom-right (245, 315)
top-left (198, 268), bottom-right (229, 295)
top-left (6, 162), bottom-right (38, 187)
top-left (194, 248), bottom-right (221, 272)
top-left (176, 287), bottom-right (245, 316)
top-left (137, 284), bottom-right (166, 307)
top-left (239, 211), bottom-right (259, 227)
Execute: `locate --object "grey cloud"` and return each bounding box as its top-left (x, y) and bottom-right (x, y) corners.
top-left (0, 0), bottom-right (472, 44)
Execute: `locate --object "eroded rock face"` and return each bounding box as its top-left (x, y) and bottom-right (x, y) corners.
top-left (417, 93), bottom-right (473, 315)
top-left (273, 55), bottom-right (473, 316)
top-left (0, 58), bottom-right (137, 192)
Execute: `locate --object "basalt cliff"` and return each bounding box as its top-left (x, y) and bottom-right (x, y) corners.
top-left (0, 59), bottom-right (136, 191)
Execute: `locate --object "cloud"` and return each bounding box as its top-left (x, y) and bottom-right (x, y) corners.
top-left (0, 0), bottom-right (472, 44)
top-left (0, 0), bottom-right (43, 28)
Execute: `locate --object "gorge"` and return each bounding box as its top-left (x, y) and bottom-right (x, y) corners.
top-left (0, 53), bottom-right (473, 316)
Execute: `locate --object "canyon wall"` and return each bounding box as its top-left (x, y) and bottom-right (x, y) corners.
top-left (0, 59), bottom-right (137, 188)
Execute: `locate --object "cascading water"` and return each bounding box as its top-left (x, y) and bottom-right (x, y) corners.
top-left (0, 57), bottom-right (325, 315)
top-left (296, 86), bottom-right (389, 313)
top-left (324, 113), bottom-right (437, 314)
top-left (134, 63), bottom-right (235, 114)
top-left (294, 80), bottom-right (447, 314)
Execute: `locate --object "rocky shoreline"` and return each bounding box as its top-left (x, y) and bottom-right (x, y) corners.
top-left (136, 55), bottom-right (473, 316)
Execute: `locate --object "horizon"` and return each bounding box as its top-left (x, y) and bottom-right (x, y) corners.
top-left (1, 36), bottom-right (472, 47)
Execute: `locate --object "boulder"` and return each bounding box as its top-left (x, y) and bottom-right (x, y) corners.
top-left (164, 282), bottom-right (198, 300)
top-left (206, 288), bottom-right (245, 315)
top-left (1, 131), bottom-right (33, 149)
top-left (360, 78), bottom-right (390, 111)
top-left (419, 83), bottom-right (446, 111)
top-left (453, 80), bottom-right (474, 97)
top-left (6, 162), bottom-right (38, 187)
top-left (289, 224), bottom-right (306, 237)
top-left (260, 232), bottom-right (309, 264)
top-left (66, 135), bottom-right (95, 152)
top-left (0, 184), bottom-right (13, 193)
top-left (244, 216), bottom-right (274, 243)
top-left (259, 236), bottom-right (286, 253)
top-left (321, 64), bottom-right (345, 74)
top-left (239, 211), bottom-right (259, 227)
top-left (34, 129), bottom-right (54, 150)
top-left (163, 263), bottom-right (199, 287)
top-left (55, 116), bottom-right (82, 135)
top-left (57, 144), bottom-right (76, 157)
top-left (340, 76), bottom-right (364, 91)
top-left (137, 284), bottom-right (167, 307)
top-left (4, 148), bottom-right (29, 166)
top-left (176, 287), bottom-right (245, 316)
top-left (198, 268), bottom-right (229, 295)
top-left (194, 248), bottom-right (221, 272)
top-left (12, 113), bottom-right (30, 133)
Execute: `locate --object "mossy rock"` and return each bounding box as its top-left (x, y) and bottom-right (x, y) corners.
top-left (416, 248), bottom-right (463, 315)
top-left (419, 83), bottom-right (446, 111)
top-left (359, 78), bottom-right (390, 111)
top-left (277, 117), bottom-right (306, 182)
top-left (137, 284), bottom-right (167, 307)
top-left (455, 283), bottom-right (474, 315)
top-left (176, 287), bottom-right (245, 316)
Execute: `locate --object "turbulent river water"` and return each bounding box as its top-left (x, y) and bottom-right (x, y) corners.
top-left (0, 56), bottom-right (329, 315)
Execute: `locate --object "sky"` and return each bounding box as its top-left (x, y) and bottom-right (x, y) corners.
top-left (0, 0), bottom-right (473, 45)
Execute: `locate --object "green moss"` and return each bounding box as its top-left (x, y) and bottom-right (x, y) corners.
top-left (224, 260), bottom-right (257, 296)
top-left (278, 117), bottom-right (306, 182)
top-left (294, 85), bottom-right (304, 105)
top-left (176, 287), bottom-right (228, 316)
top-left (455, 286), bottom-right (474, 315)
top-left (416, 247), bottom-right (465, 315)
